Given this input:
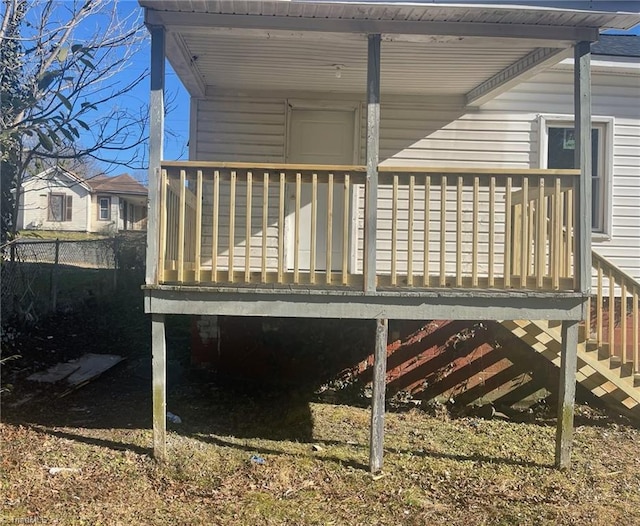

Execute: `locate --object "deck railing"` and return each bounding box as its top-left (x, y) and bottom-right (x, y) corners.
top-left (157, 162), bottom-right (580, 292)
top-left (588, 252), bottom-right (640, 375)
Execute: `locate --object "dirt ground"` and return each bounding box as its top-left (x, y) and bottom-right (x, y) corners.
top-left (2, 286), bottom-right (640, 525)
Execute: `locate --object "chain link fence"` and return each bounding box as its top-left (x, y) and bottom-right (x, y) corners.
top-left (1, 233), bottom-right (146, 323)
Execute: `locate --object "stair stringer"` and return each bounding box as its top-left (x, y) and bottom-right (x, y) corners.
top-left (500, 319), bottom-right (640, 418)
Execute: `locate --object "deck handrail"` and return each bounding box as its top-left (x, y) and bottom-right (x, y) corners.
top-left (588, 251), bottom-right (640, 375)
top-left (162, 161), bottom-right (579, 178)
top-left (156, 162), bottom-right (582, 293)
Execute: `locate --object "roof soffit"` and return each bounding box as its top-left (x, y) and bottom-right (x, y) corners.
top-left (142, 2), bottom-right (640, 100)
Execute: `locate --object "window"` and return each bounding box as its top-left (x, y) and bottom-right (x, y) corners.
top-left (48, 193), bottom-right (72, 222)
top-left (540, 116), bottom-right (613, 236)
top-left (98, 196), bottom-right (111, 221)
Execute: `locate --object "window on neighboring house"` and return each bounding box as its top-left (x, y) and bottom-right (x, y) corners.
top-left (48, 193), bottom-right (72, 222)
top-left (541, 117), bottom-right (612, 236)
top-left (98, 196), bottom-right (111, 221)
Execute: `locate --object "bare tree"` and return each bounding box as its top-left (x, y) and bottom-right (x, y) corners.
top-left (0, 0), bottom-right (148, 243)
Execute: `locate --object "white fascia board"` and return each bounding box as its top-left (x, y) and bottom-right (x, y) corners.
top-left (555, 56), bottom-right (640, 74)
top-left (145, 10), bottom-right (600, 42)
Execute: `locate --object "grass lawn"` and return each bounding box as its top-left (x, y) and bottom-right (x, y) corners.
top-left (2, 375), bottom-right (640, 525)
top-left (2, 282), bottom-right (639, 525)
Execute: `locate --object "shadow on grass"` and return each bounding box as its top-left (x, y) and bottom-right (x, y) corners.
top-left (189, 433), bottom-right (369, 472)
top-left (3, 362), bottom-right (630, 473)
top-left (181, 432), bottom-right (552, 471)
top-left (26, 424), bottom-right (152, 457)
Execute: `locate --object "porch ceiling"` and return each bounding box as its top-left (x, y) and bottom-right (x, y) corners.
top-left (173, 31), bottom-right (556, 98)
top-left (140, 1), bottom-right (640, 103)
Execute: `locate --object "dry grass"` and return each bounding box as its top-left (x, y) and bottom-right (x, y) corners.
top-left (2, 397), bottom-right (640, 526)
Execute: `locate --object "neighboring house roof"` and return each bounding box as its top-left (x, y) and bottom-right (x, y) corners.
top-left (86, 174), bottom-right (148, 196)
top-left (23, 169), bottom-right (148, 197)
top-left (592, 34), bottom-right (640, 57)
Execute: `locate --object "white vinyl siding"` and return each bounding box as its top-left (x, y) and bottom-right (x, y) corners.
top-left (193, 98), bottom-right (286, 162)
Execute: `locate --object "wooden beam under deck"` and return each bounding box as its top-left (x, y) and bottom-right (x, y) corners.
top-left (144, 286), bottom-right (587, 321)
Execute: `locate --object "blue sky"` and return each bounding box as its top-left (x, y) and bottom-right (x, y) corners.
top-left (108, 1), bottom-right (191, 182)
top-left (86, 1), bottom-right (639, 183)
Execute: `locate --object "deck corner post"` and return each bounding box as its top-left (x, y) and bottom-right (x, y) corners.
top-left (369, 317), bottom-right (388, 474)
top-left (364, 33), bottom-right (381, 295)
top-left (152, 313), bottom-right (167, 462)
top-left (574, 41), bottom-right (592, 294)
top-left (555, 319), bottom-right (579, 469)
top-left (145, 24), bottom-right (166, 286)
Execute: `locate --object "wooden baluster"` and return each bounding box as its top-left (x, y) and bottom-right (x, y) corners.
top-left (609, 268), bottom-right (615, 359)
top-left (342, 174), bottom-right (350, 286)
top-left (407, 175), bottom-right (415, 286)
top-left (472, 176), bottom-right (479, 288)
top-left (566, 188), bottom-right (574, 280)
top-left (536, 178), bottom-right (545, 289)
top-left (261, 173), bottom-right (269, 283)
top-left (158, 169), bottom-right (168, 283)
top-left (165, 186), bottom-right (172, 265)
top-left (294, 172), bottom-right (301, 284)
top-left (194, 170), bottom-right (203, 283)
top-left (520, 176), bottom-right (529, 288)
top-left (456, 176), bottom-right (463, 288)
top-left (228, 170), bottom-right (236, 283)
top-left (440, 175), bottom-right (447, 287)
top-left (423, 175), bottom-right (430, 286)
top-left (310, 173), bottom-right (317, 285)
top-left (177, 169), bottom-right (186, 283)
top-left (278, 173), bottom-right (285, 283)
top-left (245, 171), bottom-right (252, 283)
top-left (504, 177), bottom-right (512, 288)
top-left (488, 176), bottom-right (495, 288)
top-left (621, 279), bottom-right (627, 365)
top-left (596, 261), bottom-right (603, 347)
top-left (212, 170), bottom-right (220, 282)
top-left (633, 289), bottom-right (639, 375)
top-left (586, 295), bottom-right (592, 343)
top-left (512, 203), bottom-right (521, 276)
top-left (552, 178), bottom-right (562, 288)
top-left (326, 173), bottom-right (334, 284)
top-left (391, 175), bottom-right (398, 286)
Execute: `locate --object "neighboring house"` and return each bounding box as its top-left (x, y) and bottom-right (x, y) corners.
top-left (138, 0), bottom-right (640, 470)
top-left (18, 168), bottom-right (148, 233)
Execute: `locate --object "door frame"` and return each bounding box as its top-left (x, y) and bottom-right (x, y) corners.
top-left (284, 100), bottom-right (362, 274)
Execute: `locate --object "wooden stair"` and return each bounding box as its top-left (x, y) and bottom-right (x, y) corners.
top-left (500, 319), bottom-right (640, 419)
top-left (501, 252), bottom-right (640, 420)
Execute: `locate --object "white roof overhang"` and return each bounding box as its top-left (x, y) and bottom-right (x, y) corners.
top-left (139, 1), bottom-right (640, 106)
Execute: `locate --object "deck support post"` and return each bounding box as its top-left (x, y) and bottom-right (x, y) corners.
top-left (152, 313), bottom-right (167, 462)
top-left (369, 318), bottom-right (388, 474)
top-left (145, 25), bottom-right (166, 286)
top-left (574, 41), bottom-right (591, 294)
top-left (364, 34), bottom-right (381, 294)
top-left (555, 319), bottom-right (579, 469)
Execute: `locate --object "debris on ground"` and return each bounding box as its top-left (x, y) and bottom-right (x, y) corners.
top-left (166, 412), bottom-right (182, 424)
top-left (249, 455), bottom-right (265, 465)
top-left (27, 354), bottom-right (124, 394)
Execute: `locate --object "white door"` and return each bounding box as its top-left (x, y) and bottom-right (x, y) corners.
top-left (287, 108), bottom-right (356, 271)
